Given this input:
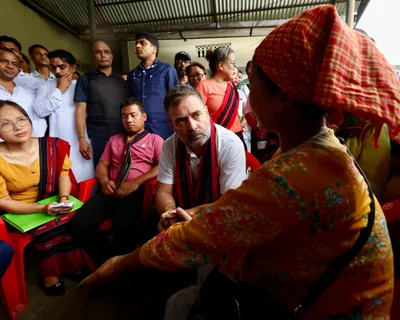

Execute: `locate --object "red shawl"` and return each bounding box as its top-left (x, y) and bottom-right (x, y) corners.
top-left (37, 137), bottom-right (78, 201)
top-left (213, 82), bottom-right (240, 130)
top-left (175, 122), bottom-right (220, 209)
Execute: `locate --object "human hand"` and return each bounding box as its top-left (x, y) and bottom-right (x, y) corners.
top-left (101, 180), bottom-right (117, 196)
top-left (56, 73), bottom-right (73, 93)
top-left (79, 139), bottom-right (92, 160)
top-left (79, 255), bottom-right (123, 289)
top-left (175, 207), bottom-right (192, 222)
top-left (157, 209), bottom-right (178, 232)
top-left (157, 207), bottom-right (193, 232)
top-left (185, 205), bottom-right (207, 218)
top-left (60, 199), bottom-right (74, 212)
top-left (114, 181), bottom-right (139, 198)
top-left (45, 202), bottom-right (71, 215)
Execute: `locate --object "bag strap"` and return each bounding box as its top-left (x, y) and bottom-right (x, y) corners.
top-left (295, 139), bottom-right (376, 313)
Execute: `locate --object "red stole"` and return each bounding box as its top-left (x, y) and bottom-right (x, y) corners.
top-left (37, 137), bottom-right (78, 201)
top-left (212, 82), bottom-right (239, 130)
top-left (175, 123), bottom-right (220, 209)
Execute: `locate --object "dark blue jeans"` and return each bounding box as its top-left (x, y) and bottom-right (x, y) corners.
top-left (0, 240), bottom-right (14, 278)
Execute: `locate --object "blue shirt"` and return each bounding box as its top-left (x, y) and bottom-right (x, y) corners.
top-left (128, 60), bottom-right (179, 140)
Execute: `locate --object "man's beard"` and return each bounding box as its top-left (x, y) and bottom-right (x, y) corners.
top-left (187, 129), bottom-right (210, 149)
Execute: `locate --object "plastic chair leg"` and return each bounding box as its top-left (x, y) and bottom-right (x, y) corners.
top-left (3, 234), bottom-right (33, 318)
top-left (0, 256), bottom-right (27, 319)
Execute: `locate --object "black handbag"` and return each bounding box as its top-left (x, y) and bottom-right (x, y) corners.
top-left (188, 144), bottom-right (376, 320)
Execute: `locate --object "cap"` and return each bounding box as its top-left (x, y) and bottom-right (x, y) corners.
top-left (175, 51), bottom-right (191, 61)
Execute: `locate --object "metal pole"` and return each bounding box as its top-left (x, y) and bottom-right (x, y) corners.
top-left (88, 0), bottom-right (96, 41)
top-left (346, 0), bottom-right (355, 27)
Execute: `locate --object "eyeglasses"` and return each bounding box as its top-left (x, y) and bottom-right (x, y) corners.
top-left (0, 117), bottom-right (30, 132)
top-left (189, 73), bottom-right (205, 79)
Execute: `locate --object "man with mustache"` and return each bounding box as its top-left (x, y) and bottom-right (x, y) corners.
top-left (0, 36), bottom-right (37, 92)
top-left (74, 40), bottom-right (128, 167)
top-left (34, 49), bottom-right (95, 182)
top-left (157, 85), bottom-right (247, 230)
top-left (128, 32), bottom-right (179, 140)
top-left (136, 85), bottom-right (246, 318)
top-left (29, 44), bottom-right (55, 82)
top-left (0, 46), bottom-right (47, 137)
top-left (70, 98), bottom-right (163, 267)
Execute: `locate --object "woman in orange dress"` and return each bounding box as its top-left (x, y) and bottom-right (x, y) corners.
top-left (83, 5), bottom-right (399, 319)
top-left (196, 48), bottom-right (244, 142)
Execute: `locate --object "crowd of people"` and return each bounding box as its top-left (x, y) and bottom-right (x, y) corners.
top-left (0, 4), bottom-right (399, 319)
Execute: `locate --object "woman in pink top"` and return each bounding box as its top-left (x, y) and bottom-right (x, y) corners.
top-left (196, 48), bottom-right (243, 139)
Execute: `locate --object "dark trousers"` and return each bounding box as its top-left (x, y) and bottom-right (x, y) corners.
top-left (87, 120), bottom-right (122, 168)
top-left (70, 187), bottom-right (144, 266)
top-left (0, 240), bottom-right (14, 278)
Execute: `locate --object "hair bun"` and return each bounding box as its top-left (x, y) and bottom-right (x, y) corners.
top-left (205, 49), bottom-right (214, 62)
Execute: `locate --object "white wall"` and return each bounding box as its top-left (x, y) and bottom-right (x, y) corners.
top-left (127, 36), bottom-right (266, 72)
top-left (2, 0), bottom-right (91, 66)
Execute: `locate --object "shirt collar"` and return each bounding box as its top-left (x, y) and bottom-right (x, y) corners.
top-left (0, 82), bottom-right (20, 94)
top-left (32, 69), bottom-right (56, 80)
top-left (139, 59), bottom-right (159, 71)
top-left (94, 69), bottom-right (120, 77)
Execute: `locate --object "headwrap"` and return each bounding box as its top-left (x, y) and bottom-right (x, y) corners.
top-left (255, 5), bottom-right (400, 143)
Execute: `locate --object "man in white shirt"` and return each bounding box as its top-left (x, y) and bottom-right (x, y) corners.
top-left (28, 44), bottom-right (56, 82)
top-left (150, 85), bottom-right (246, 320)
top-left (157, 85), bottom-right (247, 227)
top-left (0, 35), bottom-right (48, 93)
top-left (34, 50), bottom-right (95, 182)
top-left (0, 46), bottom-right (47, 137)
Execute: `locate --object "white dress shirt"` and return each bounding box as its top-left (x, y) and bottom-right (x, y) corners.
top-left (14, 70), bottom-right (56, 93)
top-left (157, 123), bottom-right (247, 194)
top-left (34, 80), bottom-right (95, 182)
top-left (0, 83), bottom-right (47, 137)
top-left (14, 71), bottom-right (41, 93)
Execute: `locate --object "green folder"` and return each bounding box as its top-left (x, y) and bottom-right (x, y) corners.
top-left (1, 195), bottom-right (84, 233)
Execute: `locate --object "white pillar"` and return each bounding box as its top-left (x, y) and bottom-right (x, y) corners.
top-left (346, 0), bottom-right (356, 27)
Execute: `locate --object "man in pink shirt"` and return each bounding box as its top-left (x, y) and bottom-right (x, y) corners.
top-left (70, 98), bottom-right (163, 266)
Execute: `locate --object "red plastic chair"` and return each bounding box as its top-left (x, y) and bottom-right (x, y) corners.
top-left (0, 219), bottom-right (26, 320)
top-left (382, 199), bottom-right (400, 319)
top-left (245, 151), bottom-right (261, 172)
top-left (0, 178), bottom-right (156, 319)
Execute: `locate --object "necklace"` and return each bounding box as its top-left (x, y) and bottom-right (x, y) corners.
top-left (7, 139), bottom-right (36, 165)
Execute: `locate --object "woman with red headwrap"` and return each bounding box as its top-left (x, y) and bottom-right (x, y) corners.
top-left (81, 5), bottom-right (399, 319)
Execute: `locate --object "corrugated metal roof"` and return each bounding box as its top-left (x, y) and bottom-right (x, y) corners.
top-left (19, 0), bottom-right (369, 40)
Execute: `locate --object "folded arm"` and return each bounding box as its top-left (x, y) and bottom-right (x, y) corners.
top-left (34, 84), bottom-right (62, 118)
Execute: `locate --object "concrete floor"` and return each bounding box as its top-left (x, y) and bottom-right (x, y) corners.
top-left (0, 244), bottom-right (174, 320)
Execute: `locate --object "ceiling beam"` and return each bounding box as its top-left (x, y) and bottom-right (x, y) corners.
top-left (81, 33), bottom-right (270, 41)
top-left (95, 0), bottom-right (153, 7)
top-left (80, 24), bottom-right (278, 39)
top-left (211, 0), bottom-right (218, 25)
top-left (354, 0), bottom-right (371, 24)
top-left (20, 0), bottom-right (79, 36)
top-left (108, 0), bottom-right (348, 27)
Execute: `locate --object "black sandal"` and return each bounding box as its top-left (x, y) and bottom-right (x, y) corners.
top-left (41, 280), bottom-right (66, 296)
